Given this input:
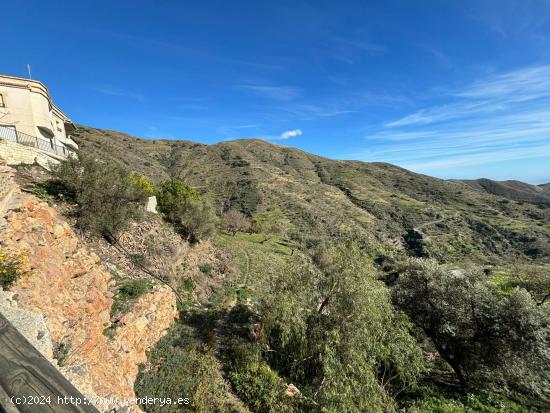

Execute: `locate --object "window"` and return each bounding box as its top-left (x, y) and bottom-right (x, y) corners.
top-left (0, 94), bottom-right (5, 108)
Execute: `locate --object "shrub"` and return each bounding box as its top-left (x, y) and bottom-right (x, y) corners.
top-left (24, 183), bottom-right (49, 199)
top-left (176, 278), bottom-right (195, 311)
top-left (156, 179), bottom-right (200, 222)
top-left (223, 208), bottom-right (251, 235)
top-left (156, 179), bottom-right (217, 242)
top-left (118, 278), bottom-right (153, 300)
top-left (198, 263), bottom-right (213, 275)
top-left (178, 199), bottom-right (218, 243)
top-left (50, 154), bottom-right (151, 240)
top-left (224, 336), bottom-right (300, 413)
top-left (53, 339), bottom-right (72, 367)
top-left (135, 321), bottom-right (249, 413)
top-left (407, 393), bottom-right (531, 413)
top-left (229, 363), bottom-right (297, 413)
top-left (128, 174), bottom-right (154, 195)
top-left (0, 249), bottom-right (28, 289)
top-left (111, 278), bottom-right (154, 317)
top-left (251, 209), bottom-right (292, 243)
top-left (129, 253), bottom-right (146, 266)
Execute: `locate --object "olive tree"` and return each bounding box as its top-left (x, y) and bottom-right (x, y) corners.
top-left (392, 258), bottom-right (550, 396)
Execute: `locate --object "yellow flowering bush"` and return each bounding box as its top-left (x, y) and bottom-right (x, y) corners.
top-left (128, 174), bottom-right (155, 196)
top-left (0, 248), bottom-right (29, 289)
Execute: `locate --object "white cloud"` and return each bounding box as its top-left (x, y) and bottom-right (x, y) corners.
top-left (348, 65), bottom-right (550, 180)
top-left (93, 86), bottom-right (145, 102)
top-left (386, 65), bottom-right (550, 127)
top-left (234, 124), bottom-right (259, 129)
top-left (280, 129), bottom-right (303, 140)
top-left (237, 85), bottom-right (301, 101)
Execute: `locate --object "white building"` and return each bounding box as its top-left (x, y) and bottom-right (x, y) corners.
top-left (0, 74), bottom-right (77, 166)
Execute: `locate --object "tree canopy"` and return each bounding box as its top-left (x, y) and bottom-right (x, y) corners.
top-left (392, 258), bottom-right (550, 397)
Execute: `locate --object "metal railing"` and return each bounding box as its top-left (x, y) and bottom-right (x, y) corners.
top-left (0, 126), bottom-right (76, 158)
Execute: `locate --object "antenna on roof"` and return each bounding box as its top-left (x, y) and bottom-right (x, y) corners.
top-left (27, 64), bottom-right (32, 79)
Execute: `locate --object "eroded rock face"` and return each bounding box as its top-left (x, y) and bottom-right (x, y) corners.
top-left (0, 163), bottom-right (178, 412)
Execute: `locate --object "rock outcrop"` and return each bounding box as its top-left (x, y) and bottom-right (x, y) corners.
top-left (0, 160), bottom-right (178, 412)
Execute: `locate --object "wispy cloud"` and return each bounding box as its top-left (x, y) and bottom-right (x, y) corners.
top-left (77, 27), bottom-right (281, 71)
top-left (273, 90), bottom-right (410, 121)
top-left (222, 128), bottom-right (303, 142)
top-left (333, 36), bottom-right (387, 55)
top-left (278, 103), bottom-right (358, 120)
top-left (350, 65), bottom-right (550, 178)
top-left (236, 85), bottom-right (301, 101)
top-left (387, 65), bottom-right (550, 127)
top-left (280, 129), bottom-right (303, 140)
top-left (234, 124), bottom-right (260, 129)
top-left (93, 86), bottom-right (145, 102)
top-left (457, 65), bottom-right (550, 100)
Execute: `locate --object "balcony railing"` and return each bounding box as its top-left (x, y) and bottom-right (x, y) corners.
top-left (0, 126), bottom-right (76, 158)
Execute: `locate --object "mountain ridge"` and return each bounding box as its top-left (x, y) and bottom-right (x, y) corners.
top-left (72, 125), bottom-right (550, 263)
top-left (456, 178), bottom-right (550, 206)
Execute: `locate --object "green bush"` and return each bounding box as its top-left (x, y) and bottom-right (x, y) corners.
top-left (111, 278), bottom-right (154, 317)
top-left (229, 364), bottom-right (297, 413)
top-left (128, 253), bottom-right (146, 266)
top-left (53, 339), bottom-right (72, 367)
top-left (408, 393), bottom-right (531, 413)
top-left (0, 249), bottom-right (28, 289)
top-left (24, 183), bottom-right (49, 199)
top-left (178, 200), bottom-right (218, 243)
top-left (118, 278), bottom-right (153, 299)
top-left (198, 263), bottom-right (213, 275)
top-left (135, 321), bottom-right (249, 413)
top-left (129, 174), bottom-right (154, 195)
top-left (156, 179), bottom-right (200, 222)
top-left (251, 208), bottom-right (292, 243)
top-left (156, 179), bottom-right (217, 242)
top-left (49, 153), bottom-right (151, 240)
top-left (176, 278), bottom-right (195, 311)
top-left (224, 336), bottom-right (300, 413)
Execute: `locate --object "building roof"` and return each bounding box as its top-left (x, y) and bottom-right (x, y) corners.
top-left (0, 74), bottom-right (73, 123)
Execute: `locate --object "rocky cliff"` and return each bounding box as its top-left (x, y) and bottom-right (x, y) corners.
top-left (0, 159), bottom-right (178, 412)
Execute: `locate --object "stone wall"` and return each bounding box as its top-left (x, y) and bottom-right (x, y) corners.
top-left (0, 139), bottom-right (62, 169)
top-left (0, 160), bottom-right (16, 213)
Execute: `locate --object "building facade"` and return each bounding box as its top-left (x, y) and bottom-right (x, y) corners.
top-left (0, 74), bottom-right (77, 163)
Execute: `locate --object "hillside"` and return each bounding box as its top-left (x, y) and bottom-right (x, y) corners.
top-left (457, 178), bottom-right (550, 206)
top-left (4, 126), bottom-right (547, 413)
top-left (73, 125), bottom-right (550, 263)
top-left (0, 160), bottom-right (178, 412)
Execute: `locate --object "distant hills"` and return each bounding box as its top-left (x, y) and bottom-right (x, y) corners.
top-left (72, 125), bottom-right (550, 263)
top-left (456, 178), bottom-right (550, 207)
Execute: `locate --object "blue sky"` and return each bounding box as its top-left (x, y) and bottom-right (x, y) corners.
top-left (2, 0), bottom-right (550, 183)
